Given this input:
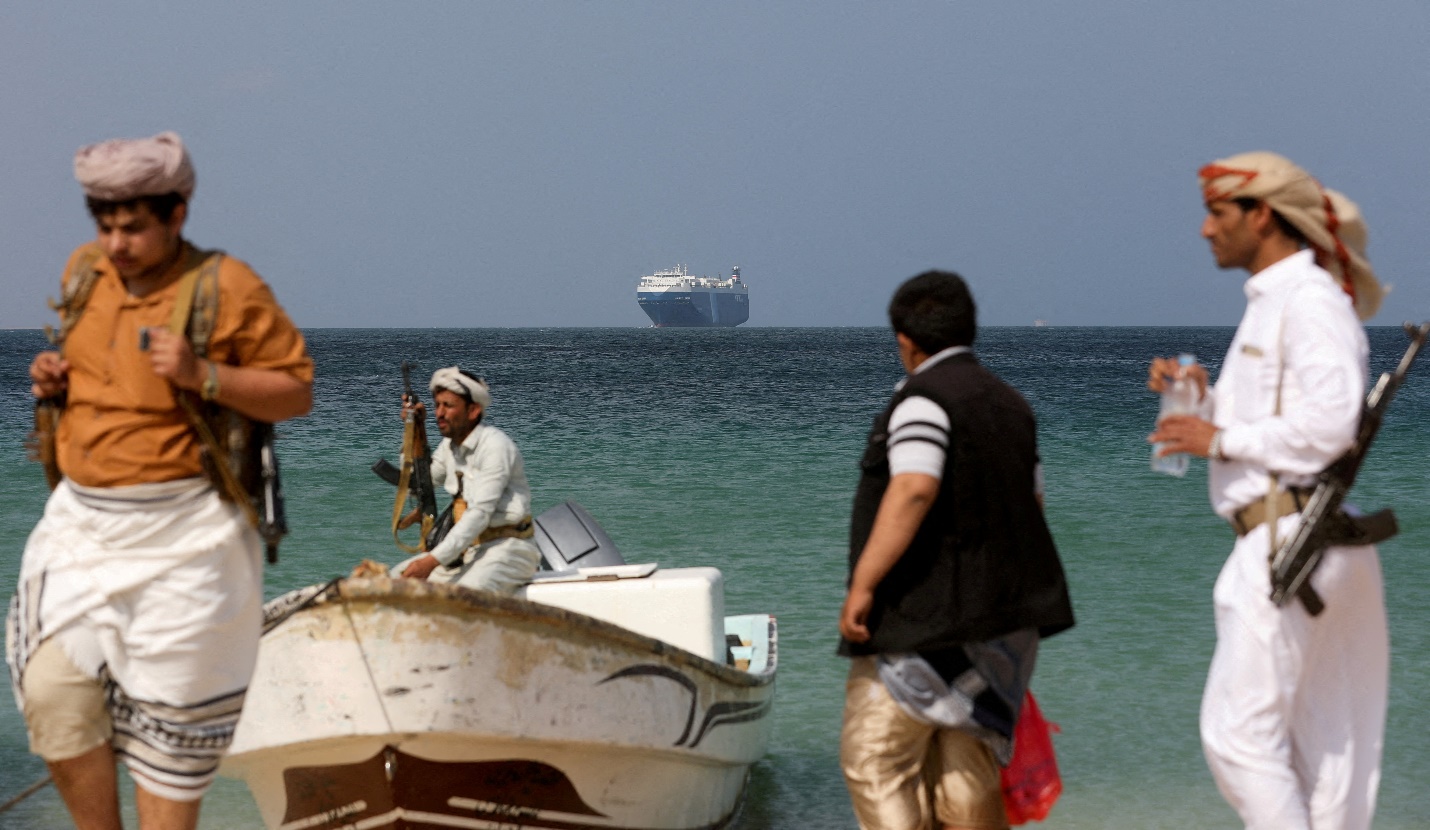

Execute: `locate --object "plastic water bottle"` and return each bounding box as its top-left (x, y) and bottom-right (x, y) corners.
top-left (1151, 353), bottom-right (1199, 477)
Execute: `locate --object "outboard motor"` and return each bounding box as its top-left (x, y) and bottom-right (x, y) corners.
top-left (533, 501), bottom-right (626, 571)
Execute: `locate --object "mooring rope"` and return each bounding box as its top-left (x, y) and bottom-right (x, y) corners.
top-left (0, 773), bottom-right (52, 814)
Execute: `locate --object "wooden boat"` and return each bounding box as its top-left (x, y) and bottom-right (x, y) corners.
top-left (220, 567), bottom-right (777, 830)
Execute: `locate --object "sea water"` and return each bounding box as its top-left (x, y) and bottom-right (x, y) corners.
top-left (1, 327), bottom-right (1426, 829)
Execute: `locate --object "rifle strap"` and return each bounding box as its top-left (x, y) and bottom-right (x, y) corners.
top-left (167, 253), bottom-right (204, 337)
top-left (1264, 475), bottom-right (1282, 555)
top-left (391, 418), bottom-right (433, 554)
top-left (32, 248), bottom-right (106, 488)
top-left (1263, 297), bottom-right (1327, 614)
top-left (453, 472), bottom-right (467, 523)
top-left (176, 393), bottom-right (259, 526)
top-left (1265, 303), bottom-right (1290, 557)
top-left (45, 246), bottom-right (106, 350)
top-left (167, 252), bottom-right (259, 530)
top-left (167, 248), bottom-right (223, 354)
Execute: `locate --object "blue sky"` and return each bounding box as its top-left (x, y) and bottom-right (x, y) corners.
top-left (2, 2), bottom-right (1427, 327)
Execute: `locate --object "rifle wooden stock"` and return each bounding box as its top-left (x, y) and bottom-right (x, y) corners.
top-left (27, 399), bottom-right (64, 490)
top-left (1269, 321), bottom-right (1430, 612)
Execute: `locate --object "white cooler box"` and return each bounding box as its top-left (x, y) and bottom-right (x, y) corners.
top-left (518, 566), bottom-right (726, 662)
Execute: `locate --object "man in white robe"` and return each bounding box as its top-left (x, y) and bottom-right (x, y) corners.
top-left (1149, 151), bottom-right (1388, 830)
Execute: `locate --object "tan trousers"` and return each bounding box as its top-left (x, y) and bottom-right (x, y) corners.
top-left (841, 656), bottom-right (1008, 830)
top-left (21, 638), bottom-right (111, 761)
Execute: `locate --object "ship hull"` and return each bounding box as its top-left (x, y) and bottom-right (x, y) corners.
top-left (638, 291), bottom-right (749, 327)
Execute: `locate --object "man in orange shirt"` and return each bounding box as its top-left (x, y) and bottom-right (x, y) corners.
top-left (6, 132), bottom-right (313, 830)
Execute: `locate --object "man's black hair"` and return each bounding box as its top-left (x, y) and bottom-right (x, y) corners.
top-left (1232, 196), bottom-right (1305, 245)
top-left (85, 192), bottom-right (186, 223)
top-left (888, 270), bottom-right (977, 354)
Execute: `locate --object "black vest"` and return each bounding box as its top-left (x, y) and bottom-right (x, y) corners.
top-left (840, 353), bottom-right (1074, 656)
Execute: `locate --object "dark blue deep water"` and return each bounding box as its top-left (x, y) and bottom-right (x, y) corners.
top-left (2, 327), bottom-right (1426, 828)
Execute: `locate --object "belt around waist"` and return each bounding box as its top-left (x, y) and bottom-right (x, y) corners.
top-left (1229, 489), bottom-right (1312, 537)
top-left (475, 517), bottom-right (534, 545)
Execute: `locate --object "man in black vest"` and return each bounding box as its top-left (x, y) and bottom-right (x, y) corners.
top-left (838, 270), bottom-right (1074, 830)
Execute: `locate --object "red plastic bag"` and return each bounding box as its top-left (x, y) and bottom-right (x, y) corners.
top-left (1001, 690), bottom-right (1062, 825)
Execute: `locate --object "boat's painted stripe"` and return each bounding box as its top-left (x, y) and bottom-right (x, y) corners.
top-left (596, 663), bottom-right (773, 749)
top-left (597, 664), bottom-right (698, 746)
top-left (685, 696), bottom-right (775, 749)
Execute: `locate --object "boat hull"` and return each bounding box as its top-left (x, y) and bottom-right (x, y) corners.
top-left (221, 579), bottom-right (776, 830)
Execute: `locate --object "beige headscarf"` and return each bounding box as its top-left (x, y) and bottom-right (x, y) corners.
top-left (1199, 151), bottom-right (1383, 320)
top-left (429, 367), bottom-right (491, 409)
top-left (74, 131), bottom-right (196, 202)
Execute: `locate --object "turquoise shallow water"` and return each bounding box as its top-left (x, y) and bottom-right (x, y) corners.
top-left (1, 326), bottom-right (1426, 828)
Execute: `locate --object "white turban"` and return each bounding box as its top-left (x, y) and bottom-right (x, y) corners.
top-left (429, 367), bottom-right (491, 409)
top-left (74, 131), bottom-right (196, 202)
top-left (1198, 151), bottom-right (1383, 320)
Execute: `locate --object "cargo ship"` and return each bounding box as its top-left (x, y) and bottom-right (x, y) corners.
top-left (637, 265), bottom-right (749, 327)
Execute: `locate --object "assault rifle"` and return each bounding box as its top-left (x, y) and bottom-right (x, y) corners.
top-left (401, 362), bottom-right (440, 526)
top-left (1269, 321), bottom-right (1430, 614)
top-left (374, 362), bottom-right (441, 553)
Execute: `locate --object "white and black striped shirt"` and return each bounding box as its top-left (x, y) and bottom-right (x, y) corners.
top-left (889, 346), bottom-right (1044, 494)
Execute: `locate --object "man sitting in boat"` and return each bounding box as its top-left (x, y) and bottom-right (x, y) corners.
top-left (396, 367), bottom-right (540, 593)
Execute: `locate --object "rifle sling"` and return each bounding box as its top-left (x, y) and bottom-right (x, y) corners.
top-left (391, 417), bottom-right (435, 554)
top-left (1263, 309), bottom-right (1324, 614)
top-left (30, 248), bottom-right (106, 489)
top-left (175, 394), bottom-right (259, 527)
top-left (167, 254), bottom-right (261, 531)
